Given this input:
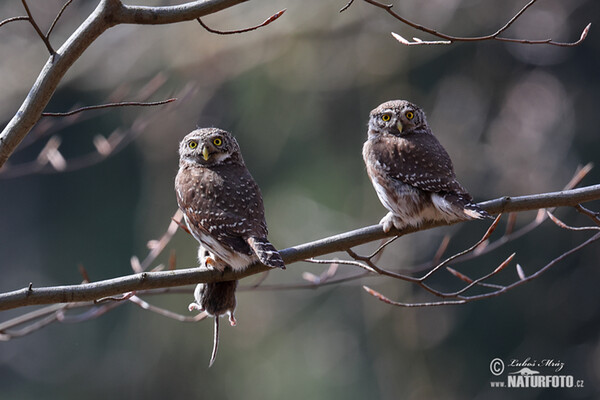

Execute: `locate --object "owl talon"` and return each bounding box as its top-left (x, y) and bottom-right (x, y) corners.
top-left (379, 212), bottom-right (397, 233)
top-left (205, 257), bottom-right (217, 269)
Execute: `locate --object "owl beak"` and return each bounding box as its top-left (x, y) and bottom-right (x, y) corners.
top-left (201, 145), bottom-right (210, 161)
top-left (397, 121), bottom-right (404, 133)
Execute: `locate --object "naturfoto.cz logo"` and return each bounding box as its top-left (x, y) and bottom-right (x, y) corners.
top-left (489, 357), bottom-right (584, 389)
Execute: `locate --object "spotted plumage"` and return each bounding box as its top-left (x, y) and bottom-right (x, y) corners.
top-left (363, 100), bottom-right (488, 232)
top-left (175, 127), bottom-right (285, 270)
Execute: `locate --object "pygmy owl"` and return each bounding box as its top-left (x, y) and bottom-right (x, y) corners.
top-left (176, 127), bottom-right (284, 366)
top-left (175, 127), bottom-right (285, 271)
top-left (363, 100), bottom-right (488, 232)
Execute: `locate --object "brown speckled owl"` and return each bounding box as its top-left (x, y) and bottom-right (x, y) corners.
top-left (175, 127), bottom-right (285, 271)
top-left (363, 100), bottom-right (488, 232)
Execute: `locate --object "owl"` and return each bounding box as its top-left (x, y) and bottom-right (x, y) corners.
top-left (363, 100), bottom-right (488, 232)
top-left (175, 127), bottom-right (285, 271)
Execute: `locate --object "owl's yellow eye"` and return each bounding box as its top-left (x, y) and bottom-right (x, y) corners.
top-left (405, 111), bottom-right (414, 120)
top-left (188, 140), bottom-right (198, 149)
top-left (213, 138), bottom-right (223, 146)
top-left (381, 114), bottom-right (391, 122)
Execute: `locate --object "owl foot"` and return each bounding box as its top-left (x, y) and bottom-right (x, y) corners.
top-left (205, 257), bottom-right (218, 269)
top-left (379, 212), bottom-right (407, 233)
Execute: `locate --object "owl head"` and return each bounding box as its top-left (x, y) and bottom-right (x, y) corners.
top-left (367, 100), bottom-right (427, 139)
top-left (179, 128), bottom-right (244, 167)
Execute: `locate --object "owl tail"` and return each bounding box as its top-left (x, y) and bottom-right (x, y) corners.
top-left (247, 237), bottom-right (286, 269)
top-left (464, 202), bottom-right (493, 220)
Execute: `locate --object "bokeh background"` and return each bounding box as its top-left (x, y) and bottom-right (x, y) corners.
top-left (1, 0), bottom-right (599, 398)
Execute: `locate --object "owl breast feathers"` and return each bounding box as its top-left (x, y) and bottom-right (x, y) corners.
top-left (175, 128), bottom-right (285, 270)
top-left (363, 100), bottom-right (488, 232)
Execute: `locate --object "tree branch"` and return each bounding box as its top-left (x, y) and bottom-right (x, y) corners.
top-left (354, 0), bottom-right (591, 47)
top-left (1, 184), bottom-right (599, 312)
top-left (46, 0), bottom-right (75, 38)
top-left (0, 16), bottom-right (29, 29)
top-left (197, 8), bottom-right (285, 35)
top-left (21, 0), bottom-right (56, 55)
top-left (113, 0), bottom-right (249, 25)
top-left (0, 0), bottom-right (249, 168)
top-left (41, 98), bottom-right (177, 117)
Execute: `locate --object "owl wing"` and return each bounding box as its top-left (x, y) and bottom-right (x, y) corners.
top-left (382, 132), bottom-right (472, 199)
top-left (176, 165), bottom-right (268, 255)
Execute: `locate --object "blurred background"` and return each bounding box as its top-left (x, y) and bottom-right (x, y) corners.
top-left (0, 0), bottom-right (599, 398)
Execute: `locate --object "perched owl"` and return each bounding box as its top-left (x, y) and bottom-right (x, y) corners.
top-left (175, 127), bottom-right (285, 271)
top-left (363, 100), bottom-right (488, 232)
top-left (176, 127), bottom-right (284, 366)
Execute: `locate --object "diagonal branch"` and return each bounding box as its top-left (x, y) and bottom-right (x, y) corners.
top-left (46, 0), bottom-right (75, 38)
top-left (21, 0), bottom-right (56, 55)
top-left (0, 0), bottom-right (249, 169)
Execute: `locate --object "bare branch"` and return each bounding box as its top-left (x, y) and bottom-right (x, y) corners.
top-left (357, 0), bottom-right (591, 47)
top-left (1, 185), bottom-right (599, 312)
top-left (0, 16), bottom-right (29, 29)
top-left (46, 0), bottom-right (75, 38)
top-left (21, 0), bottom-right (55, 55)
top-left (546, 210), bottom-right (600, 232)
top-left (304, 258), bottom-right (376, 274)
top-left (575, 205), bottom-right (600, 227)
top-left (197, 9), bottom-right (285, 35)
top-left (129, 295), bottom-right (208, 322)
top-left (363, 232), bottom-right (600, 308)
top-left (0, 0), bottom-right (248, 168)
top-left (340, 0), bottom-right (355, 13)
top-left (114, 0), bottom-right (249, 25)
top-left (41, 98), bottom-right (177, 117)
top-left (420, 215), bottom-right (502, 281)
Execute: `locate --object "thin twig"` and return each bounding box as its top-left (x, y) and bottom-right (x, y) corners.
top-left (546, 210), bottom-right (600, 232)
top-left (42, 98), bottom-right (177, 117)
top-left (575, 205), bottom-right (600, 227)
top-left (0, 16), bottom-right (29, 28)
top-left (21, 0), bottom-right (55, 55)
top-left (197, 9), bottom-right (285, 35)
top-left (304, 257), bottom-right (376, 273)
top-left (339, 0), bottom-right (355, 13)
top-left (419, 215), bottom-right (502, 281)
top-left (47, 0), bottom-right (75, 38)
top-left (360, 0), bottom-right (591, 47)
top-left (363, 232), bottom-right (600, 307)
top-left (129, 295), bottom-right (207, 322)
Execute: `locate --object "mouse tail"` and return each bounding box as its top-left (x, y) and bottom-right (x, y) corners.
top-left (208, 317), bottom-right (219, 367)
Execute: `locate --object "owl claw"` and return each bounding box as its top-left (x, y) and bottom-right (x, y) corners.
top-left (380, 212), bottom-right (407, 233)
top-left (205, 257), bottom-right (217, 268)
top-left (380, 212), bottom-right (395, 233)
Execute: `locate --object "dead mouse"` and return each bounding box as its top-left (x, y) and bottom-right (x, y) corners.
top-left (189, 280), bottom-right (237, 367)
